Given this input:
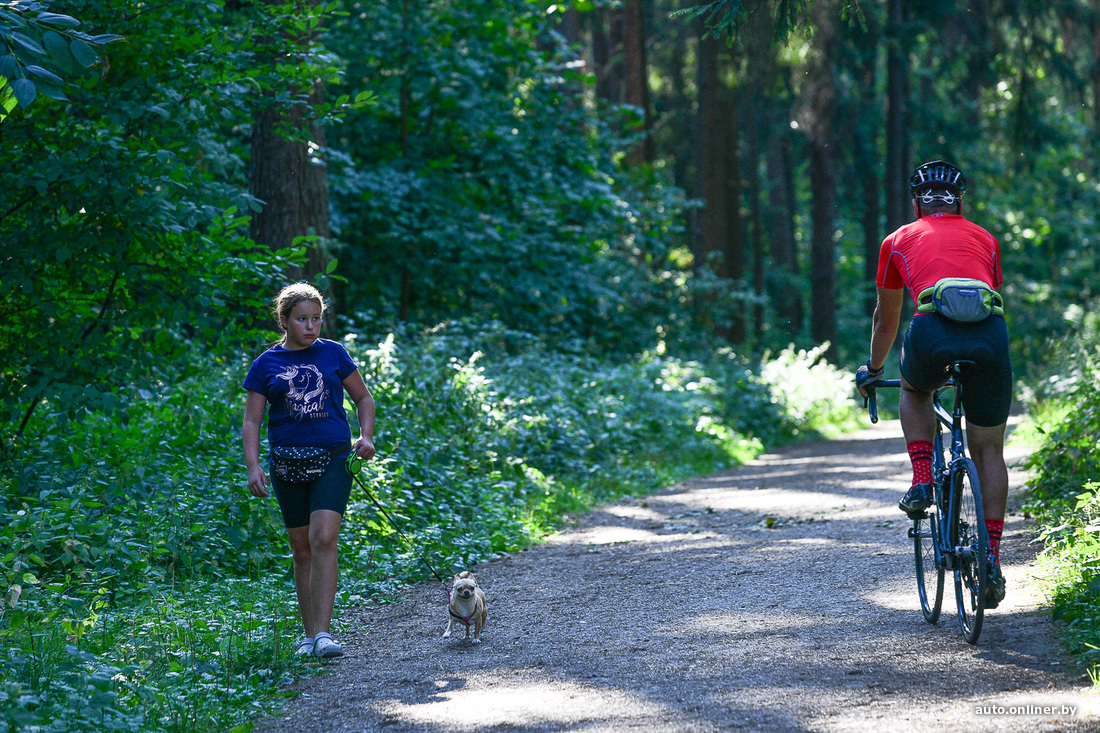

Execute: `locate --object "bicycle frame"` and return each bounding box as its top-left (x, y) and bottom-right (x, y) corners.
top-left (930, 376), bottom-right (966, 572)
top-left (866, 363), bottom-right (988, 643)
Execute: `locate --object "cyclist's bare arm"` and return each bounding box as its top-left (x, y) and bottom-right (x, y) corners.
top-left (869, 286), bottom-right (904, 374)
top-left (862, 286), bottom-right (906, 400)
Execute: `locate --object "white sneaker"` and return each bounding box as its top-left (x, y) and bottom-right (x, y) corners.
top-left (294, 637), bottom-right (314, 656)
top-left (312, 632), bottom-right (344, 659)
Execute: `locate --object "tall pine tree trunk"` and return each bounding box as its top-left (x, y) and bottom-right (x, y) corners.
top-left (622, 0), bottom-right (653, 164)
top-left (746, 103), bottom-right (764, 345)
top-left (1092, 1), bottom-right (1100, 165)
top-left (693, 31), bottom-right (745, 342)
top-left (885, 0), bottom-right (910, 232)
top-left (804, 1), bottom-right (838, 357)
top-left (766, 132), bottom-right (801, 337)
top-left (249, 88), bottom-right (330, 282)
top-left (247, 1), bottom-right (331, 289)
top-left (665, 2), bottom-right (693, 191)
top-left (593, 7), bottom-right (625, 103)
top-left (853, 13), bottom-right (881, 317)
top-left (741, 1), bottom-right (801, 340)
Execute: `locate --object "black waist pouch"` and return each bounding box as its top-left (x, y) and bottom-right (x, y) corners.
top-left (270, 442), bottom-right (351, 483)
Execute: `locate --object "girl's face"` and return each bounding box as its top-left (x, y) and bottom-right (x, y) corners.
top-left (281, 299), bottom-right (323, 350)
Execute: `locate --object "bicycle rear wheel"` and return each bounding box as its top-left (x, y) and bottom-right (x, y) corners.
top-left (913, 509), bottom-right (943, 623)
top-left (951, 458), bottom-right (987, 644)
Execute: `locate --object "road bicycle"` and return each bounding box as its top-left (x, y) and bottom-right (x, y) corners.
top-left (865, 361), bottom-right (990, 644)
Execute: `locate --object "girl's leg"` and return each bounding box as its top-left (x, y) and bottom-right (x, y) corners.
top-left (307, 509), bottom-right (343, 634)
top-left (286, 525), bottom-right (314, 635)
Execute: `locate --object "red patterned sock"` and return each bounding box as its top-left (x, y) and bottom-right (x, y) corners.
top-left (907, 440), bottom-right (934, 486)
top-left (986, 519), bottom-right (1004, 561)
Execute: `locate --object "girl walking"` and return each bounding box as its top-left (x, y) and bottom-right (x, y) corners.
top-left (242, 282), bottom-right (376, 658)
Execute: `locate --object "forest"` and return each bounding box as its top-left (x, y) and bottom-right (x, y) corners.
top-left (1, 0), bottom-right (1098, 730)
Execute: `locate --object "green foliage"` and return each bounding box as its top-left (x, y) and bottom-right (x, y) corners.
top-left (759, 343), bottom-right (864, 439)
top-left (674, 0), bottom-right (813, 42)
top-left (0, 359), bottom-right (287, 598)
top-left (334, 322), bottom-right (769, 591)
top-left (0, 576), bottom-right (311, 733)
top-left (0, 0), bottom-right (321, 445)
top-left (0, 0), bottom-right (122, 120)
top-left (1023, 344), bottom-right (1100, 521)
top-left (1023, 323), bottom-right (1100, 687)
top-left (1034, 485), bottom-right (1100, 684)
top-left (326, 0), bottom-right (698, 356)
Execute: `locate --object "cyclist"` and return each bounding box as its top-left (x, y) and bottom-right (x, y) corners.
top-left (855, 160), bottom-right (1011, 608)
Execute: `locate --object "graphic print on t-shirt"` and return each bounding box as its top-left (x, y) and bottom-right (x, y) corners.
top-left (275, 364), bottom-right (329, 420)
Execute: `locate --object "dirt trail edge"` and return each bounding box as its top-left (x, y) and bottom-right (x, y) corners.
top-left (255, 420), bottom-right (1099, 733)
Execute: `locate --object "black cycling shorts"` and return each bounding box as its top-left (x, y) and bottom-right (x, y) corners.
top-left (900, 313), bottom-right (1013, 427)
top-left (270, 450), bottom-right (353, 529)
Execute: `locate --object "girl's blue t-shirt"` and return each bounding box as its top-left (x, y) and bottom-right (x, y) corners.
top-left (243, 339), bottom-right (358, 450)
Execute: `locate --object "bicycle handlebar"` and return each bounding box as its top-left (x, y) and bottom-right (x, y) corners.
top-left (863, 378), bottom-right (901, 424)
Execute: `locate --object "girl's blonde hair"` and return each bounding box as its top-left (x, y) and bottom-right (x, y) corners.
top-left (272, 282), bottom-right (325, 333)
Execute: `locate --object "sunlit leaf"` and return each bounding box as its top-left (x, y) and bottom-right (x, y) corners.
top-left (0, 83), bottom-right (16, 116)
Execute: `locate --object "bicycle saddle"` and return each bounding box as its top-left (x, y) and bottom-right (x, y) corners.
top-left (946, 359), bottom-right (976, 377)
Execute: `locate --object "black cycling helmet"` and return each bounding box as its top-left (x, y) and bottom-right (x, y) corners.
top-left (910, 160), bottom-right (967, 197)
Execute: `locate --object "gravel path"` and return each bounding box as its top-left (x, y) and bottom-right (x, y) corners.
top-left (254, 420), bottom-right (1098, 732)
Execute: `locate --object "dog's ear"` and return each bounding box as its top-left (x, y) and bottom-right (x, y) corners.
top-left (456, 571), bottom-right (470, 580)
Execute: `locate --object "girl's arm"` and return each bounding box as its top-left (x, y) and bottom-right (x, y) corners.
top-left (343, 370), bottom-right (376, 460)
top-left (243, 390), bottom-right (269, 497)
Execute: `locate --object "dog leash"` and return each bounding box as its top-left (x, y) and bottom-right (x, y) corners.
top-left (346, 454), bottom-right (449, 584)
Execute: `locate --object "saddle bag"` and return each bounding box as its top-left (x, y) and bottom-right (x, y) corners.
top-left (916, 277), bottom-right (1004, 323)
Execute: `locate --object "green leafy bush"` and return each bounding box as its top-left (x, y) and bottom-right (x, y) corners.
top-left (334, 323), bottom-right (763, 594)
top-left (1034, 484), bottom-right (1100, 680)
top-left (1024, 350), bottom-right (1100, 521)
top-left (1024, 331), bottom-right (1100, 687)
top-left (0, 576), bottom-right (307, 733)
top-left (325, 0), bottom-right (707, 358)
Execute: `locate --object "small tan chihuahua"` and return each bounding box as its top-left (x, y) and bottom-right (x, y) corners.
top-left (443, 571), bottom-right (487, 643)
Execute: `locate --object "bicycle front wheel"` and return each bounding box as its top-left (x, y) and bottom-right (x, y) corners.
top-left (913, 509), bottom-right (944, 624)
top-left (951, 458), bottom-right (988, 644)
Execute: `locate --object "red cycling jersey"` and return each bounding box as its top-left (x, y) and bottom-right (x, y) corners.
top-left (876, 213), bottom-right (1003, 307)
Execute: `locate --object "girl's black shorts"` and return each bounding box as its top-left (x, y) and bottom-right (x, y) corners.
top-left (270, 450), bottom-right (353, 529)
top-left (900, 313), bottom-right (1013, 427)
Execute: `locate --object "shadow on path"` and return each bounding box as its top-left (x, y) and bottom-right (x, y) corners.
top-left (253, 421), bottom-right (1098, 733)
